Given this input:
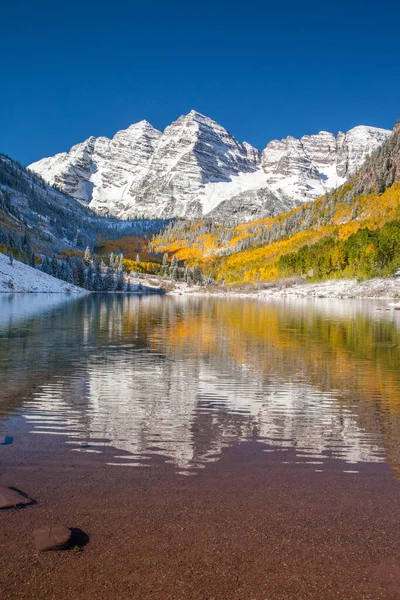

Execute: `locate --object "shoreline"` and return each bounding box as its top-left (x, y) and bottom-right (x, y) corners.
top-left (169, 276), bottom-right (400, 301)
top-left (1, 270), bottom-right (399, 301)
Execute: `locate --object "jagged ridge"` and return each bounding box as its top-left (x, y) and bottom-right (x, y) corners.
top-left (29, 111), bottom-right (391, 222)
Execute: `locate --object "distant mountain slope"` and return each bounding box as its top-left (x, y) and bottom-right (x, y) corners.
top-left (29, 112), bottom-right (390, 221)
top-left (0, 153), bottom-right (170, 258)
top-left (152, 122), bottom-right (400, 284)
top-left (0, 153), bottom-right (98, 256)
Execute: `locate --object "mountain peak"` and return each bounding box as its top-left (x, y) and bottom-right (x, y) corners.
top-left (186, 109), bottom-right (209, 120)
top-left (347, 124), bottom-right (388, 133)
top-left (28, 115), bottom-right (391, 221)
top-left (127, 119), bottom-right (157, 130)
top-left (178, 110), bottom-right (222, 128)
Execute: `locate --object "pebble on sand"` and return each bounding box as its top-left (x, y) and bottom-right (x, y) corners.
top-left (0, 487), bottom-right (33, 509)
top-left (0, 435), bottom-right (14, 446)
top-left (33, 525), bottom-right (73, 552)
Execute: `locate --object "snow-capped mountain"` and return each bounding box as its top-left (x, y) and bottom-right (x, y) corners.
top-left (117, 111), bottom-right (261, 219)
top-left (29, 112), bottom-right (390, 221)
top-left (259, 127), bottom-right (390, 207)
top-left (29, 120), bottom-right (162, 209)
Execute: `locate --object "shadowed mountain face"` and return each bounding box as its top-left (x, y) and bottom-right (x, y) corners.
top-left (29, 112), bottom-right (390, 222)
top-left (0, 152), bottom-right (171, 263)
top-left (1, 295), bottom-right (400, 476)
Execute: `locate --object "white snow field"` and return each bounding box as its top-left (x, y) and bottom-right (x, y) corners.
top-left (0, 252), bottom-right (84, 293)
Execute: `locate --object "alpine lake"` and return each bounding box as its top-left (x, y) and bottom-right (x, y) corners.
top-left (1, 293), bottom-right (400, 600)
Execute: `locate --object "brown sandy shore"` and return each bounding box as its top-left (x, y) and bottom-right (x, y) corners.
top-left (1, 435), bottom-right (400, 600)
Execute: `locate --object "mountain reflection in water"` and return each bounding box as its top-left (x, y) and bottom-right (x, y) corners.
top-left (1, 294), bottom-right (400, 476)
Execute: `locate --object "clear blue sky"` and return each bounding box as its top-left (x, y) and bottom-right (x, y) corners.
top-left (1, 0), bottom-right (399, 165)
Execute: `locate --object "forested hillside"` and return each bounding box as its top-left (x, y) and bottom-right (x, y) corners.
top-left (152, 122), bottom-right (400, 284)
top-left (0, 153), bottom-right (170, 289)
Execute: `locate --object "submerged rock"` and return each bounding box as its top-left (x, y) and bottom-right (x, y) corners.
top-left (33, 525), bottom-right (72, 552)
top-left (0, 486), bottom-right (33, 509)
top-left (0, 435), bottom-right (14, 446)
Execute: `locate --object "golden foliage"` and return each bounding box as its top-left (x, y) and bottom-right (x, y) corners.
top-left (152, 182), bottom-right (400, 284)
top-left (95, 235), bottom-right (161, 263)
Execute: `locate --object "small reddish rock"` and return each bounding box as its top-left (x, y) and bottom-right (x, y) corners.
top-left (0, 487), bottom-right (32, 509)
top-left (33, 525), bottom-right (72, 552)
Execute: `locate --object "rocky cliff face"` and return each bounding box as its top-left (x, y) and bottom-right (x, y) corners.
top-left (119, 111), bottom-right (261, 219)
top-left (29, 121), bottom-right (162, 210)
top-left (29, 113), bottom-right (390, 221)
top-left (260, 126), bottom-right (390, 206)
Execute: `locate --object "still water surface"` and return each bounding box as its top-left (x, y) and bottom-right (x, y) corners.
top-left (1, 294), bottom-right (400, 477)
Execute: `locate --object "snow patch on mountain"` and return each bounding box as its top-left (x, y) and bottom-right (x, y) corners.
top-left (201, 167), bottom-right (268, 214)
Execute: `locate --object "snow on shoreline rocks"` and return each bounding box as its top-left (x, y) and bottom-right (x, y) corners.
top-left (0, 253), bottom-right (84, 294)
top-left (255, 277), bottom-right (400, 300)
top-left (169, 277), bottom-right (400, 300)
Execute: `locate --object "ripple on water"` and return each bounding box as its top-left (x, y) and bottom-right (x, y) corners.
top-left (1, 294), bottom-right (400, 476)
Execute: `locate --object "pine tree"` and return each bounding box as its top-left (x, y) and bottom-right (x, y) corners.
top-left (103, 267), bottom-right (114, 291)
top-left (162, 253), bottom-right (169, 274)
top-left (84, 246), bottom-right (92, 263)
top-left (92, 270), bottom-right (101, 291)
top-left (184, 266), bottom-right (193, 284)
top-left (117, 253), bottom-right (124, 273)
top-left (66, 259), bottom-right (74, 284)
top-left (73, 259), bottom-right (86, 288)
top-left (86, 263), bottom-right (94, 290)
top-left (58, 262), bottom-right (69, 282)
top-left (92, 258), bottom-right (102, 291)
top-left (51, 257), bottom-right (58, 277)
top-left (115, 272), bottom-right (124, 291)
top-left (193, 264), bottom-right (202, 285)
top-left (41, 256), bottom-right (50, 274)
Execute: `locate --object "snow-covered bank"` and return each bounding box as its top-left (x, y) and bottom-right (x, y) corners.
top-left (0, 253), bottom-right (84, 294)
top-left (169, 276), bottom-right (400, 301)
top-left (255, 277), bottom-right (400, 300)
